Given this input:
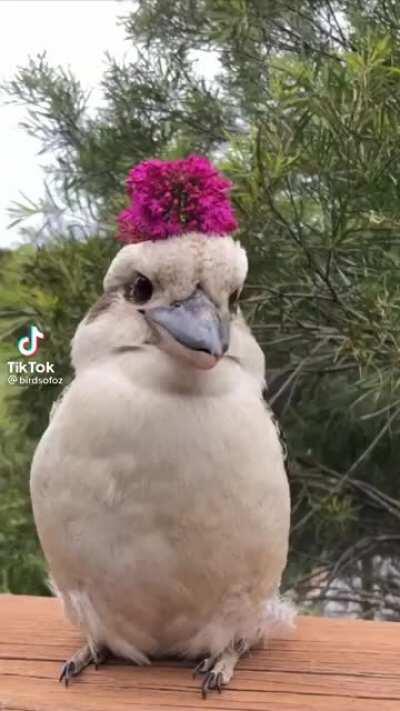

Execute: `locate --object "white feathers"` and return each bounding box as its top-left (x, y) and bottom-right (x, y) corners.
top-left (55, 586), bottom-right (151, 664)
top-left (103, 232), bottom-right (248, 305)
top-left (262, 595), bottom-right (297, 640)
top-left (178, 591), bottom-right (295, 660)
top-left (30, 234), bottom-right (292, 671)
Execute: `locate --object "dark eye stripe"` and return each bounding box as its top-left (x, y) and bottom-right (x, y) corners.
top-left (86, 290), bottom-right (118, 323)
top-left (229, 289), bottom-right (240, 311)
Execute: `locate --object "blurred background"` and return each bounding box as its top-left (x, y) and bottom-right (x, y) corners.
top-left (1, 0), bottom-right (400, 620)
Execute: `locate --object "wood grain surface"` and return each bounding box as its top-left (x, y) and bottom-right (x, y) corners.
top-left (1, 595), bottom-right (399, 710)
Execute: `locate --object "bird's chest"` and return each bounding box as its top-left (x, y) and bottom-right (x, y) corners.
top-left (93, 385), bottom-right (289, 572)
top-left (35, 367), bottom-right (289, 609)
top-left (103, 384), bottom-right (277, 509)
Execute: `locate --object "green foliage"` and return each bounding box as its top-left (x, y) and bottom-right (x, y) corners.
top-left (0, 237), bottom-right (117, 590)
top-left (1, 0), bottom-right (400, 615)
top-left (0, 426), bottom-right (46, 594)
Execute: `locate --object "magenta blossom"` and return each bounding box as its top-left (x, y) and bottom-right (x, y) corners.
top-left (116, 155), bottom-right (238, 243)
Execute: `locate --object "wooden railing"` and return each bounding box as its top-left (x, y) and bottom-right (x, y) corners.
top-left (1, 594), bottom-right (399, 710)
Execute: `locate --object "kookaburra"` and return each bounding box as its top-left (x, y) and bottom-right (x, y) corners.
top-left (30, 156), bottom-right (292, 696)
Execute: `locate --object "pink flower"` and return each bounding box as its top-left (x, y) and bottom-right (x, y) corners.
top-left (116, 155), bottom-right (238, 243)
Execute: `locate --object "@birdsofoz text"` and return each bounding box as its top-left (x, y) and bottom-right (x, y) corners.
top-left (7, 361), bottom-right (63, 386)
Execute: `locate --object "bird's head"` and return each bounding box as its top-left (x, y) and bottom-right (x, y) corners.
top-left (97, 233), bottom-right (247, 370)
top-left (72, 156), bottom-right (260, 377)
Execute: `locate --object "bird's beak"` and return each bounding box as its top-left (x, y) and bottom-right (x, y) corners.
top-left (146, 290), bottom-right (230, 370)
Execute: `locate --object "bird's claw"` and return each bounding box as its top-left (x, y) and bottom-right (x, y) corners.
top-left (59, 660), bottom-right (76, 687)
top-left (193, 640), bottom-right (246, 696)
top-left (192, 657), bottom-right (212, 678)
top-left (59, 644), bottom-right (108, 686)
top-left (201, 670), bottom-right (224, 697)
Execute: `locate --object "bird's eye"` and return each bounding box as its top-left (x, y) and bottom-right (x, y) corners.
top-left (229, 289), bottom-right (240, 312)
top-left (126, 274), bottom-right (153, 304)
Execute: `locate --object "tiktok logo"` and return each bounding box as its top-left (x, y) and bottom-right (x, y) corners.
top-left (8, 325), bottom-right (59, 386)
top-left (17, 325), bottom-right (45, 357)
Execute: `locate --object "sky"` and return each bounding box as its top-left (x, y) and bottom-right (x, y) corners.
top-left (0, 0), bottom-right (219, 249)
top-left (0, 0), bottom-right (130, 248)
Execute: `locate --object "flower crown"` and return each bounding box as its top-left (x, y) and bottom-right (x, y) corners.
top-left (116, 155), bottom-right (238, 244)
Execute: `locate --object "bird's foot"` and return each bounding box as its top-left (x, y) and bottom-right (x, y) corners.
top-left (193, 639), bottom-right (247, 697)
top-left (59, 643), bottom-right (108, 686)
top-left (193, 655), bottom-right (215, 678)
